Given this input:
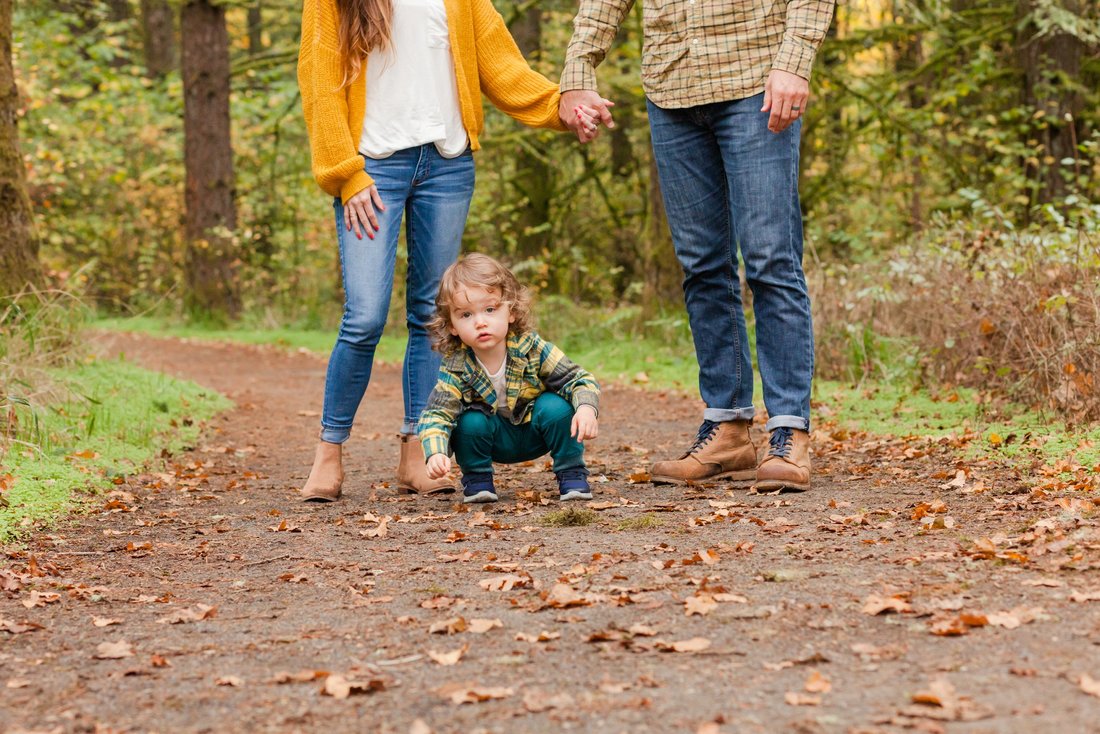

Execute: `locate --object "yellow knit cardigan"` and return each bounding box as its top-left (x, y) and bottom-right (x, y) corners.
top-left (298, 0), bottom-right (567, 204)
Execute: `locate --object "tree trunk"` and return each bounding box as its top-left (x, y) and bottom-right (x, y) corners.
top-left (247, 3), bottom-right (263, 56)
top-left (1017, 0), bottom-right (1086, 205)
top-left (181, 0), bottom-right (239, 322)
top-left (0, 0), bottom-right (41, 296)
top-left (894, 0), bottom-right (925, 231)
top-left (507, 4), bottom-right (552, 260)
top-left (141, 0), bottom-right (175, 77)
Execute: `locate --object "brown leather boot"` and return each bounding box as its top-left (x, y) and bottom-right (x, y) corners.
top-left (300, 441), bottom-right (344, 502)
top-left (650, 420), bottom-right (757, 484)
top-left (753, 427), bottom-right (811, 492)
top-left (396, 434), bottom-right (456, 495)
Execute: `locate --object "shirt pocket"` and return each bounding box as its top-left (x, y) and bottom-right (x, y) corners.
top-left (643, 0), bottom-right (687, 35)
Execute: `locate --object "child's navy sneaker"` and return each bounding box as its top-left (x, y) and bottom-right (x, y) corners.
top-left (556, 467), bottom-right (592, 501)
top-left (461, 472), bottom-right (498, 504)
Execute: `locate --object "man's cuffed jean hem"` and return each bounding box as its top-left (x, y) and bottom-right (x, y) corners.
top-left (765, 415), bottom-right (810, 432)
top-left (319, 426), bottom-right (352, 444)
top-left (704, 407), bottom-right (756, 423)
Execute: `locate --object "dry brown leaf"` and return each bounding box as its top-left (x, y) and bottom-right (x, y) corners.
top-left (515, 630), bottom-right (560, 643)
top-left (659, 637), bottom-right (711, 653)
top-left (478, 574), bottom-right (529, 592)
top-left (428, 645), bottom-right (468, 666)
top-left (409, 720), bottom-right (432, 734)
top-left (94, 640), bottom-right (134, 659)
top-left (270, 670), bottom-right (326, 683)
top-left (544, 583), bottom-right (589, 608)
top-left (321, 673), bottom-right (387, 698)
top-left (156, 604), bottom-right (217, 625)
top-left (861, 593), bottom-right (912, 615)
top-left (437, 682), bottom-right (514, 705)
top-left (685, 594), bottom-right (718, 617)
top-left (420, 596), bottom-right (458, 610)
top-left (6, 678), bottom-right (30, 689)
top-left (428, 616), bottom-right (468, 635)
top-left (712, 592), bottom-right (748, 603)
top-left (361, 518), bottom-right (389, 538)
top-left (1070, 590), bottom-right (1100, 603)
top-left (1079, 674), bottom-right (1100, 699)
top-left (467, 618), bottom-right (503, 634)
top-left (804, 669), bottom-right (831, 693)
top-left (628, 624), bottom-right (659, 637)
top-left (698, 548), bottom-right (720, 565)
top-left (215, 675), bottom-right (243, 686)
top-left (785, 691), bottom-right (821, 706)
top-left (92, 616), bottom-right (122, 628)
top-left (21, 591), bottom-right (61, 609)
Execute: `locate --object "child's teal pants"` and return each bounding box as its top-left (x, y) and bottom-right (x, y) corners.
top-left (451, 393), bottom-right (585, 475)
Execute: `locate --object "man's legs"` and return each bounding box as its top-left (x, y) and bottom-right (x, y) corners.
top-left (713, 93), bottom-right (814, 491)
top-left (646, 99), bottom-right (758, 485)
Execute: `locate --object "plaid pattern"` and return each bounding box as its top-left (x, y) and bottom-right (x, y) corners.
top-left (561, 0), bottom-right (836, 108)
top-left (418, 332), bottom-right (601, 458)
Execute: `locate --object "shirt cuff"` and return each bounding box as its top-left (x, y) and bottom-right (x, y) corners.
top-left (421, 434), bottom-right (451, 459)
top-left (572, 390), bottom-right (600, 417)
top-left (772, 36), bottom-right (817, 81)
top-left (560, 59), bottom-right (598, 94)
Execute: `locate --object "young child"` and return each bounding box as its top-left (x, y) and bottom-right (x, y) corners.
top-left (418, 254), bottom-right (600, 503)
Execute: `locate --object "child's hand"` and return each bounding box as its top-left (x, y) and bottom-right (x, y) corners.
top-left (571, 405), bottom-right (599, 442)
top-left (426, 453), bottom-right (451, 480)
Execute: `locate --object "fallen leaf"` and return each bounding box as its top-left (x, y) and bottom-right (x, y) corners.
top-left (6, 678), bottom-right (30, 689)
top-left (478, 574), bottom-right (529, 592)
top-left (468, 618), bottom-right (503, 634)
top-left (361, 518), bottom-right (389, 538)
top-left (92, 616), bottom-right (122, 627)
top-left (21, 591), bottom-right (61, 609)
top-left (661, 637), bottom-right (711, 653)
top-left (428, 617), bottom-right (467, 635)
top-left (428, 645), bottom-right (468, 666)
top-left (150, 654), bottom-right (172, 668)
top-left (269, 670), bottom-right (326, 683)
top-left (862, 593), bottom-right (912, 615)
top-left (1079, 674), bottom-right (1100, 699)
top-left (156, 604), bottom-right (217, 625)
top-left (437, 682), bottom-right (514, 705)
top-left (215, 675), bottom-right (243, 686)
top-left (95, 640), bottom-right (134, 659)
top-left (785, 691), bottom-right (821, 706)
top-left (544, 583), bottom-right (589, 608)
top-left (685, 594), bottom-right (718, 617)
top-left (1070, 590), bottom-right (1100, 603)
top-left (804, 669), bottom-right (831, 693)
top-left (321, 673), bottom-right (387, 698)
top-left (409, 720), bottom-right (432, 734)
top-left (515, 630), bottom-right (560, 643)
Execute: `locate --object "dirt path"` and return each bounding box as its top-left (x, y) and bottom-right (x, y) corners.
top-left (3, 334), bottom-right (1099, 734)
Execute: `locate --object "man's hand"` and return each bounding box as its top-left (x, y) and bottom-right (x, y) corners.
top-left (570, 405), bottom-right (599, 442)
top-left (426, 453), bottom-right (451, 480)
top-left (761, 69), bottom-right (809, 134)
top-left (559, 90), bottom-right (615, 144)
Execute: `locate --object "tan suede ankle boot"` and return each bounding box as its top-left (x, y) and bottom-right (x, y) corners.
top-left (300, 441), bottom-right (344, 502)
top-left (650, 420), bottom-right (757, 484)
top-left (396, 434), bottom-right (456, 495)
top-left (753, 427), bottom-right (811, 492)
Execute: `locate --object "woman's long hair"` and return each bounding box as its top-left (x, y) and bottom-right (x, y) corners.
top-left (336, 0), bottom-right (393, 87)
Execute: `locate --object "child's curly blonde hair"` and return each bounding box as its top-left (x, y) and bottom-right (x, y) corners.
top-left (428, 253), bottom-right (535, 354)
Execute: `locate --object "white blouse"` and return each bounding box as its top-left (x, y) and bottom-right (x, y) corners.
top-left (358, 0), bottom-right (468, 160)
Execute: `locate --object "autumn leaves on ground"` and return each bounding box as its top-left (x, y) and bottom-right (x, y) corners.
top-left (2, 333), bottom-right (1099, 734)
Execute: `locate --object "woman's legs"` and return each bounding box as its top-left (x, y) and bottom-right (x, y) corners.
top-left (402, 147), bottom-right (475, 433)
top-left (302, 149), bottom-right (417, 500)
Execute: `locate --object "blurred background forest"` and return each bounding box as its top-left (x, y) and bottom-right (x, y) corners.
top-left (3, 0), bottom-right (1100, 420)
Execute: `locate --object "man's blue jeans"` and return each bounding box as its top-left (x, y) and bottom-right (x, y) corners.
top-left (320, 144), bottom-right (475, 444)
top-left (647, 94), bottom-right (813, 432)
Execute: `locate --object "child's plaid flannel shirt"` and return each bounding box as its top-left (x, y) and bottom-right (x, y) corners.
top-left (418, 331), bottom-right (600, 459)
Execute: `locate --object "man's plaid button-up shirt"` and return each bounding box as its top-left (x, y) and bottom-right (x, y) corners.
top-left (561, 0), bottom-right (836, 108)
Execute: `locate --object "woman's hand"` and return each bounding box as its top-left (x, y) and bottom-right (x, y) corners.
top-left (344, 184), bottom-right (385, 240)
top-left (426, 453), bottom-right (452, 480)
top-left (570, 405), bottom-right (599, 442)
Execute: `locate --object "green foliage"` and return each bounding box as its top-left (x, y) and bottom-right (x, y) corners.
top-left (0, 357), bottom-right (232, 541)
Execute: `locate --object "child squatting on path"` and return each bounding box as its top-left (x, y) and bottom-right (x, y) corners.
top-left (417, 254), bottom-right (601, 504)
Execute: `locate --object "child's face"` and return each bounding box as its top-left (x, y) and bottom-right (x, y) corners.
top-left (448, 285), bottom-right (515, 359)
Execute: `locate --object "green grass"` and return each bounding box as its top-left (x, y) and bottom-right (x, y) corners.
top-left (616, 514), bottom-right (665, 531)
top-left (816, 380), bottom-right (1100, 469)
top-left (0, 357), bottom-right (232, 541)
top-left (95, 315), bottom-right (407, 365)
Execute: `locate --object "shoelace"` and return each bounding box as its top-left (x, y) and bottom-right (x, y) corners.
top-left (687, 420), bottom-right (720, 454)
top-left (767, 426), bottom-right (794, 458)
